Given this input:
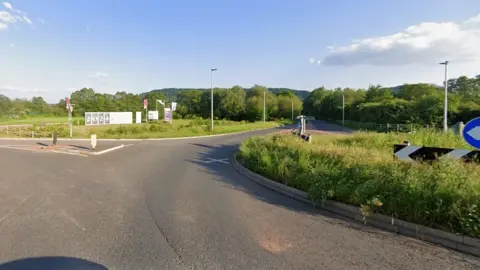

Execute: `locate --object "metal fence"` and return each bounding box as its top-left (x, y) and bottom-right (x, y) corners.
top-left (0, 123), bottom-right (71, 138)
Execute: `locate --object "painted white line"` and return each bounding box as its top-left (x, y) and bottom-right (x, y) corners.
top-left (91, 144), bottom-right (125, 156)
top-left (50, 150), bottom-right (89, 157)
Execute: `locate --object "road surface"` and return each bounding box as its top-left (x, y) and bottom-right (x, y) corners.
top-left (0, 121), bottom-right (478, 269)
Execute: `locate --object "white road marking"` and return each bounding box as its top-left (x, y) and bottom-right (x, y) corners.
top-left (90, 144), bottom-right (125, 155)
top-left (61, 211), bottom-right (86, 231)
top-left (203, 158), bottom-right (229, 164)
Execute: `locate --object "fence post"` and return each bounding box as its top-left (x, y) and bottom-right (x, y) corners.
top-left (397, 124), bottom-right (399, 132)
top-left (387, 123), bottom-right (390, 133)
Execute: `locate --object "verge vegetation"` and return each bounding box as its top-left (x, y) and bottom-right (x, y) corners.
top-left (237, 131), bottom-right (480, 238)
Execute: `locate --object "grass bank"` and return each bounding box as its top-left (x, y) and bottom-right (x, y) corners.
top-left (237, 130), bottom-right (480, 237)
top-left (0, 119), bottom-right (288, 139)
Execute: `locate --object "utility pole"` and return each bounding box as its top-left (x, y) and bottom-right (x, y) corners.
top-left (263, 90), bottom-right (266, 123)
top-left (210, 68), bottom-right (217, 130)
top-left (291, 98), bottom-right (294, 120)
top-left (342, 92), bottom-right (345, 127)
top-left (439, 61), bottom-right (449, 132)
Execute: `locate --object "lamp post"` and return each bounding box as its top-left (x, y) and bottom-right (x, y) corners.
top-left (439, 61), bottom-right (449, 132)
top-left (291, 98), bottom-right (294, 120)
top-left (263, 90), bottom-right (266, 123)
top-left (210, 68), bottom-right (217, 130)
top-left (342, 92), bottom-right (345, 128)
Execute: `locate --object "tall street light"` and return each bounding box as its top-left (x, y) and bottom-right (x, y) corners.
top-left (210, 68), bottom-right (217, 130)
top-left (439, 61), bottom-right (449, 132)
top-left (342, 91), bottom-right (345, 128)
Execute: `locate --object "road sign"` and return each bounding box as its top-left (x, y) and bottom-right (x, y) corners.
top-left (148, 111), bottom-right (159, 120)
top-left (463, 117), bottom-right (480, 150)
top-left (65, 97), bottom-right (70, 109)
top-left (164, 108), bottom-right (172, 122)
top-left (394, 144), bottom-right (480, 163)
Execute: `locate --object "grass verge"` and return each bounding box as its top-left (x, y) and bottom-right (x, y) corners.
top-left (0, 119), bottom-right (288, 139)
top-left (237, 131), bottom-right (480, 238)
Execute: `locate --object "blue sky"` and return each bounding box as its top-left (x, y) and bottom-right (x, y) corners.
top-left (1, 0), bottom-right (480, 102)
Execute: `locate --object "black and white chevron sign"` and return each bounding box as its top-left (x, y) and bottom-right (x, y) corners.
top-left (394, 144), bottom-right (480, 163)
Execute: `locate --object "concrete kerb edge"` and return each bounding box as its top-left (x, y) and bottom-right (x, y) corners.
top-left (0, 126), bottom-right (280, 142)
top-left (232, 153), bottom-right (480, 257)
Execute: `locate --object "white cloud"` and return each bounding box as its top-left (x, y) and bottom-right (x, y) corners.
top-left (88, 72), bottom-right (110, 79)
top-left (0, 4), bottom-right (34, 32)
top-left (0, 11), bottom-right (15, 23)
top-left (3, 2), bottom-right (12, 10)
top-left (22, 15), bottom-right (32, 24)
top-left (308, 57), bottom-right (322, 65)
top-left (9, 43), bottom-right (14, 47)
top-left (322, 13), bottom-right (480, 66)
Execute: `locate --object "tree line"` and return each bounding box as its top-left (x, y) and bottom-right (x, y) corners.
top-left (303, 75), bottom-right (480, 126)
top-left (0, 85), bottom-right (303, 122)
top-left (1, 74), bottom-right (478, 126)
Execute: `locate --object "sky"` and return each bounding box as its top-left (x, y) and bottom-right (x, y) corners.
top-left (1, 0), bottom-right (480, 102)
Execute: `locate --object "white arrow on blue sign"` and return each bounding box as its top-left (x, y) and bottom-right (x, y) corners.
top-left (462, 117), bottom-right (480, 149)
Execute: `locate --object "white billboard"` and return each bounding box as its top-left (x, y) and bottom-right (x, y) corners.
top-left (85, 112), bottom-right (132, 125)
top-left (148, 111), bottom-right (159, 120)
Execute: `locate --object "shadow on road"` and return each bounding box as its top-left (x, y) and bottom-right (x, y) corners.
top-left (0, 256), bottom-right (108, 270)
top-left (186, 141), bottom-right (380, 233)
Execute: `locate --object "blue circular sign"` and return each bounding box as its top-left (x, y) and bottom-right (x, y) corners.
top-left (462, 117), bottom-right (480, 150)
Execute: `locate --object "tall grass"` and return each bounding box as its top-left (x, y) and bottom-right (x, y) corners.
top-left (238, 131), bottom-right (480, 237)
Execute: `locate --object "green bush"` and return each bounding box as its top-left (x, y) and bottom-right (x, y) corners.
top-left (238, 133), bottom-right (480, 237)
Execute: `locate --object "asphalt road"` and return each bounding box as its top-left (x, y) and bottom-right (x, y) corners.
top-left (0, 121), bottom-right (479, 269)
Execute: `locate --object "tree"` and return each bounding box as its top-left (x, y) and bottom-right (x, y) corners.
top-left (0, 95), bottom-right (12, 117)
top-left (218, 85), bottom-right (246, 120)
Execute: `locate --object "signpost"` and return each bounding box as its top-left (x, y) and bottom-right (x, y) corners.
top-left (143, 99), bottom-right (148, 123)
top-left (463, 117), bottom-right (480, 149)
top-left (164, 108), bottom-right (172, 123)
top-left (148, 111), bottom-right (159, 120)
top-left (66, 97), bottom-right (73, 138)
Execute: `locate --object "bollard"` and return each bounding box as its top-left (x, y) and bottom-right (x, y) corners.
top-left (52, 131), bottom-right (57, 145)
top-left (307, 134), bottom-right (312, 143)
top-left (91, 134), bottom-right (97, 150)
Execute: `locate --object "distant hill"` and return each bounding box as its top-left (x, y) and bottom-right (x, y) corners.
top-left (141, 88), bottom-right (310, 101)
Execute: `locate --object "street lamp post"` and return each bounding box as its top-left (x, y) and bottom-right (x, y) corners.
top-left (342, 92), bottom-right (345, 128)
top-left (291, 98), bottom-right (294, 120)
top-left (263, 90), bottom-right (266, 123)
top-left (210, 68), bottom-right (217, 130)
top-left (439, 61), bottom-right (449, 132)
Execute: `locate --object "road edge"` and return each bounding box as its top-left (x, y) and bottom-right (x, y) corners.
top-left (0, 126), bottom-right (281, 142)
top-left (232, 153), bottom-right (480, 257)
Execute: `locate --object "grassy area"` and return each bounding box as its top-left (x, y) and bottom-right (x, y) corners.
top-left (0, 115), bottom-right (83, 125)
top-left (237, 130), bottom-right (480, 237)
top-left (0, 118), bottom-right (288, 139)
